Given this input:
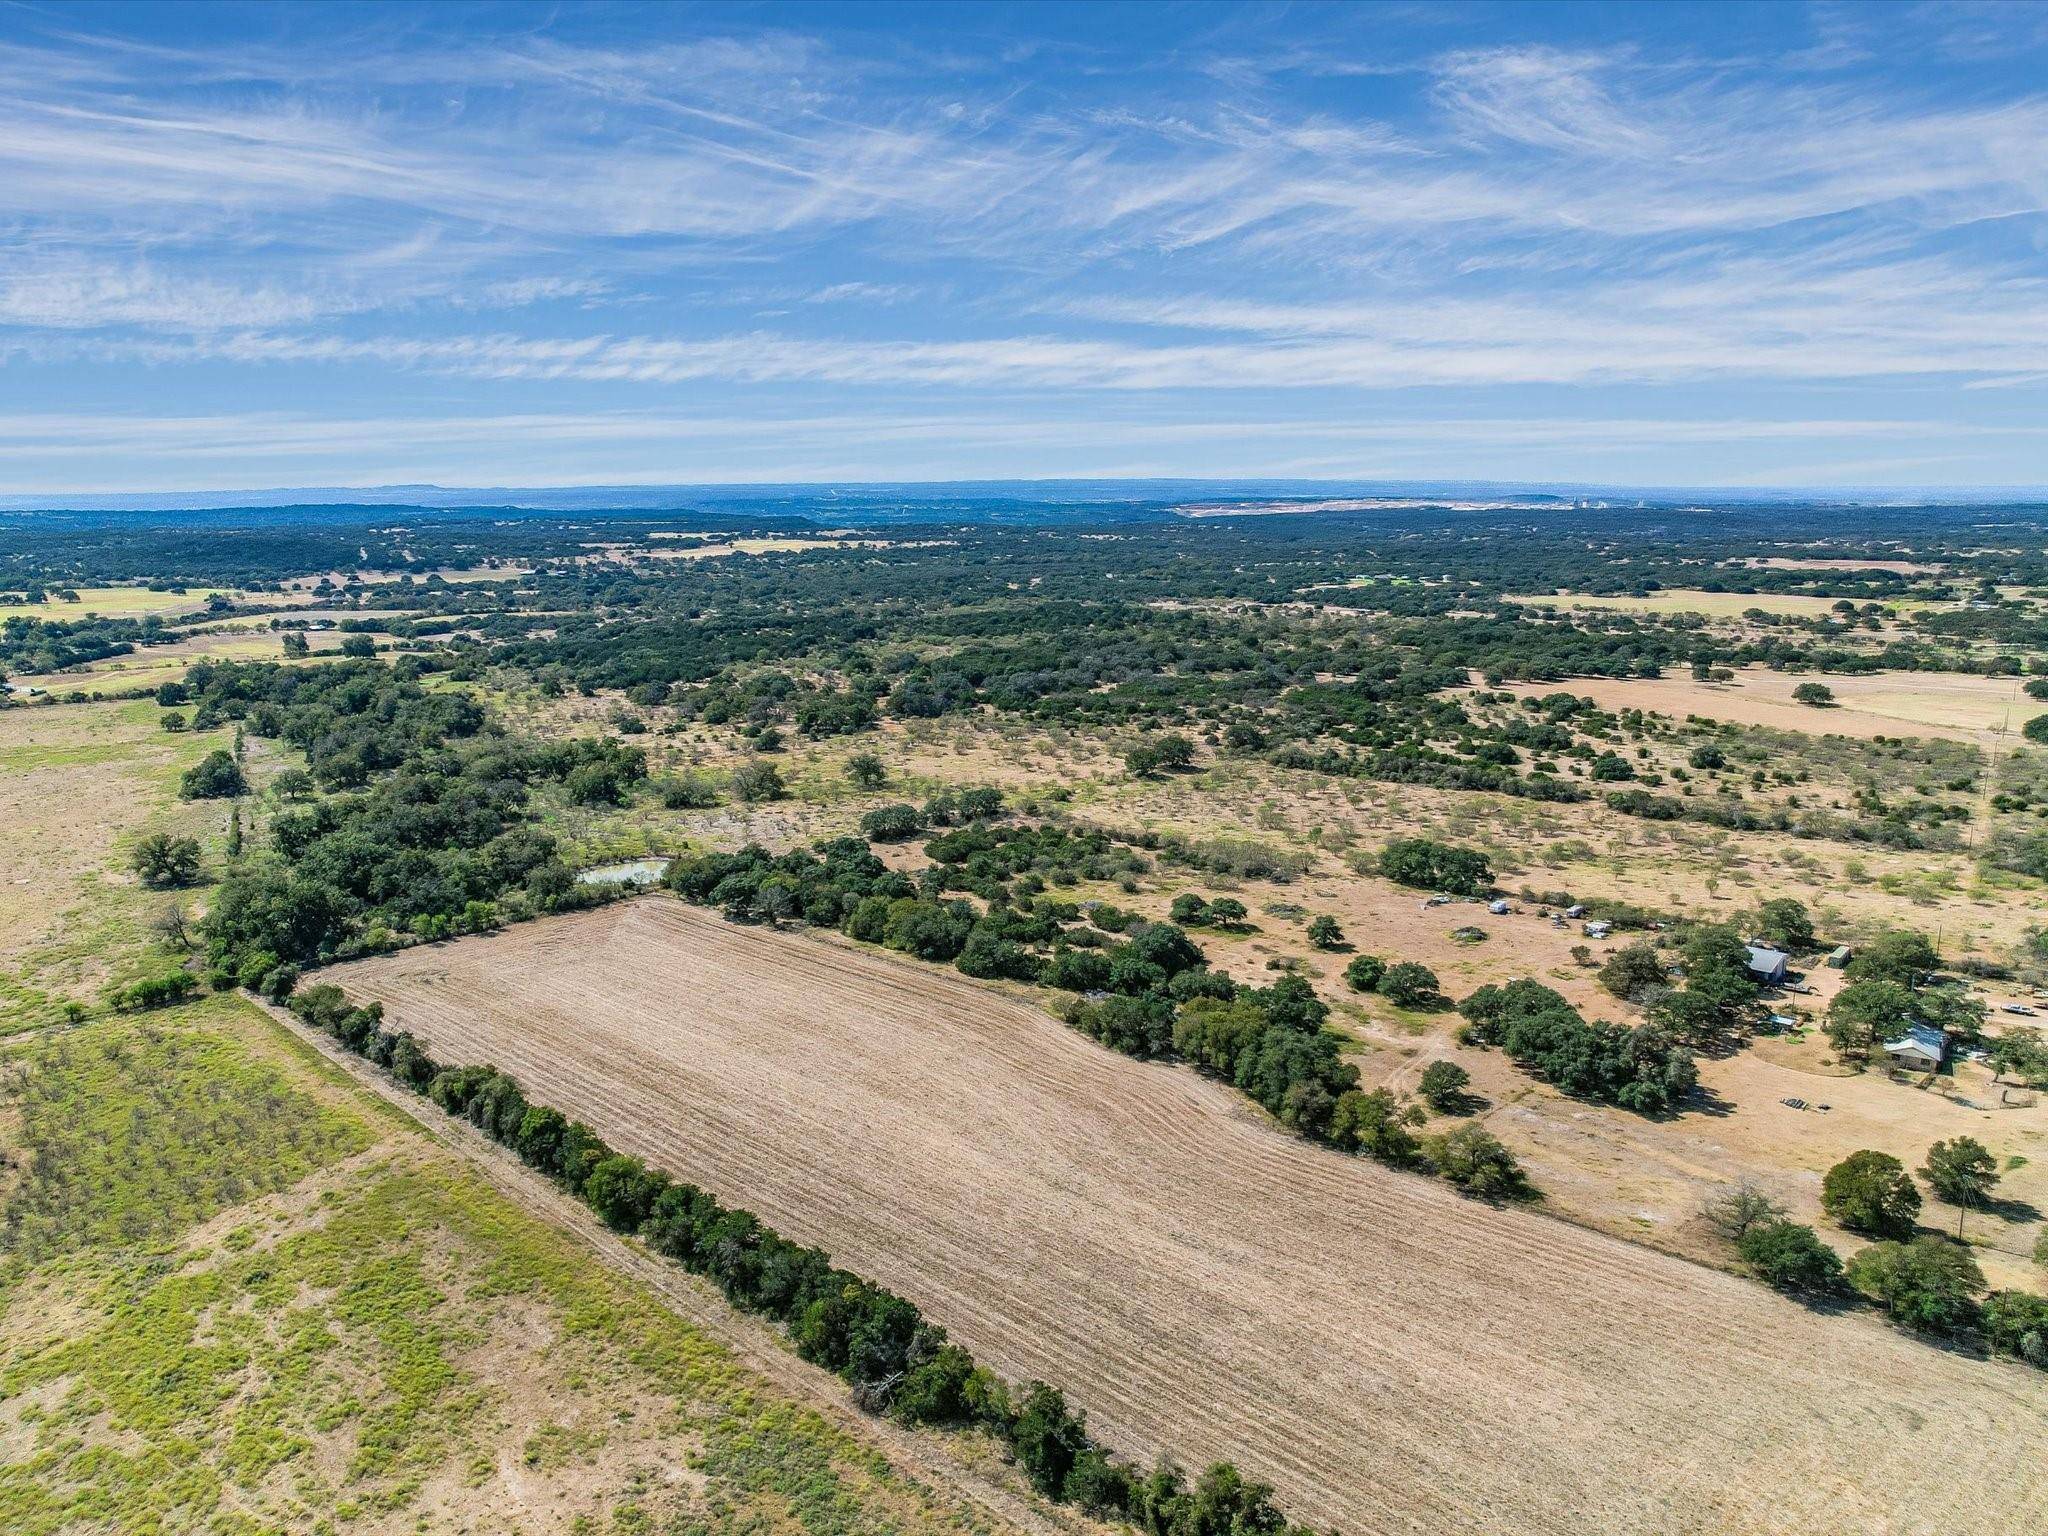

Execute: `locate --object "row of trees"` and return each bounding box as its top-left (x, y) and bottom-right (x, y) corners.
top-left (0, 611), bottom-right (159, 675)
top-left (282, 981), bottom-right (1325, 1536)
top-left (1706, 1153), bottom-right (2046, 1367)
top-left (1604, 781), bottom-right (1956, 851)
top-left (1457, 980), bottom-right (1698, 1115)
top-left (1140, 978), bottom-right (1527, 1199)
top-left (666, 834), bottom-right (1533, 1200)
top-left (921, 815), bottom-right (1150, 899)
top-left (191, 660), bottom-right (634, 974)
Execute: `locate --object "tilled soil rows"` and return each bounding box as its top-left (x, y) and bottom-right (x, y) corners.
top-left (335, 898), bottom-right (2048, 1536)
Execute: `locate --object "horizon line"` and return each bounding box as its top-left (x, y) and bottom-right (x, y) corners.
top-left (9, 473), bottom-right (2048, 514)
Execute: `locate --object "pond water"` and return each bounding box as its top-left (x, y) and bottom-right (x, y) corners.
top-left (575, 856), bottom-right (671, 887)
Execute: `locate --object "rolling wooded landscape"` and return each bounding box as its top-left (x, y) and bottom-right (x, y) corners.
top-left (7, 489), bottom-right (2048, 1533)
top-left (7, 2), bottom-right (2048, 1532)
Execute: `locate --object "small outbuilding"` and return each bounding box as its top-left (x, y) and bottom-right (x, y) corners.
top-left (1825, 944), bottom-right (1852, 969)
top-left (1583, 919), bottom-right (1613, 939)
top-left (1745, 944), bottom-right (1790, 986)
top-left (1882, 1023), bottom-right (1947, 1071)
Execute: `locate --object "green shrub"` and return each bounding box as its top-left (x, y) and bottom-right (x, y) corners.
top-left (1377, 837), bottom-right (1493, 895)
top-left (1418, 1060), bottom-right (1472, 1112)
top-left (1343, 954), bottom-right (1387, 992)
top-left (1846, 1237), bottom-right (1984, 1332)
top-left (1982, 1291), bottom-right (2048, 1368)
top-left (180, 749), bottom-right (246, 799)
top-left (107, 970), bottom-right (199, 1011)
top-left (1377, 961), bottom-right (1440, 1008)
top-left (1737, 1220), bottom-right (1842, 1294)
top-left (860, 803), bottom-right (924, 841)
top-left (1429, 1124), bottom-right (1530, 1201)
top-left (1821, 1150), bottom-right (1921, 1240)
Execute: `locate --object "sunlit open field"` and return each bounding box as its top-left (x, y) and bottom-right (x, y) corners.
top-left (335, 897), bottom-right (2048, 1536)
top-left (0, 584), bottom-right (229, 621)
top-left (631, 535), bottom-right (853, 559)
top-left (1504, 590), bottom-right (1858, 619)
top-left (1501, 665), bottom-right (2034, 744)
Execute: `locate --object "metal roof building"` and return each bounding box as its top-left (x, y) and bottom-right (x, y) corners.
top-left (1882, 1023), bottom-right (1947, 1070)
top-left (1745, 944), bottom-right (1790, 985)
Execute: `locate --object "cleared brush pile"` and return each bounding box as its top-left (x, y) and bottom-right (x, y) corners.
top-left (333, 899), bottom-right (2048, 1536)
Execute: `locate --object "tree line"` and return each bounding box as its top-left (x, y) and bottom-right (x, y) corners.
top-left (665, 827), bottom-right (1535, 1203)
top-left (192, 659), bottom-right (633, 980)
top-left (279, 981), bottom-right (1330, 1536)
top-left (1704, 1150), bottom-right (2046, 1371)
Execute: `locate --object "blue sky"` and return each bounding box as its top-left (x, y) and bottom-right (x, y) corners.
top-left (4, 0), bottom-right (2048, 494)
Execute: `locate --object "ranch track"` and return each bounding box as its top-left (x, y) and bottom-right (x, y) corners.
top-left (334, 898), bottom-right (2048, 1536)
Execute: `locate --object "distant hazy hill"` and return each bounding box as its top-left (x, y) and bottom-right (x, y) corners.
top-left (7, 477), bottom-right (2047, 526)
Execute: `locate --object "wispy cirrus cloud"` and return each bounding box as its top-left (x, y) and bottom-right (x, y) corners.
top-left (2, 4), bottom-right (2048, 490)
top-left (2, 407), bottom-right (2031, 456)
top-left (0, 260), bottom-right (351, 330)
top-left (4, 22), bottom-right (2043, 275)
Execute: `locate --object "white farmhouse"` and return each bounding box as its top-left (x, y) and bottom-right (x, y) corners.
top-left (1882, 1023), bottom-right (1947, 1072)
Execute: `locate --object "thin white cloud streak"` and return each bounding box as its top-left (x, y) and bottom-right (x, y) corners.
top-left (0, 408), bottom-right (2036, 462)
top-left (0, 17), bottom-right (2045, 485)
top-left (1033, 250), bottom-right (2048, 385)
top-left (33, 291), bottom-right (2048, 388)
top-left (0, 36), bottom-right (1039, 251)
top-left (1, 30), bottom-right (2044, 271)
top-left (0, 260), bottom-right (362, 329)
top-left (2, 403), bottom-right (2041, 495)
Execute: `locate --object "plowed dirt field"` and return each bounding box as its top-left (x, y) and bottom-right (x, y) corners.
top-left (335, 899), bottom-right (2048, 1536)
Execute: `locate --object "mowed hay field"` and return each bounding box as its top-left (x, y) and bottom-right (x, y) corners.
top-left (0, 584), bottom-right (228, 621)
top-left (1504, 664), bottom-right (2033, 744)
top-left (336, 899), bottom-right (2048, 1536)
top-left (1503, 590), bottom-right (1851, 619)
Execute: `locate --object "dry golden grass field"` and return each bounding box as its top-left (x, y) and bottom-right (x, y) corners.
top-left (1502, 589), bottom-right (1853, 619)
top-left (0, 696), bottom-right (1056, 1536)
top-left (274, 538), bottom-right (854, 592)
top-left (0, 584), bottom-right (231, 621)
top-left (1736, 557), bottom-right (1938, 575)
top-left (498, 686), bottom-right (2048, 1279)
top-left (9, 629), bottom-right (358, 694)
top-left (623, 535), bottom-right (853, 560)
top-left (1502, 666), bottom-right (2035, 745)
top-left (515, 684), bottom-right (2047, 960)
top-left (336, 898), bottom-right (2048, 1536)
top-left (282, 565), bottom-right (531, 590)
